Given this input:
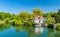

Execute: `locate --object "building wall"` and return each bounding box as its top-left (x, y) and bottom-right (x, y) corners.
top-left (34, 17), bottom-right (44, 23)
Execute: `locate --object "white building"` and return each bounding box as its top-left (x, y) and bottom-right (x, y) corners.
top-left (35, 16), bottom-right (44, 23)
top-left (34, 16), bottom-right (45, 26)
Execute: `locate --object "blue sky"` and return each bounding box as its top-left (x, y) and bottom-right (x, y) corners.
top-left (0, 0), bottom-right (60, 14)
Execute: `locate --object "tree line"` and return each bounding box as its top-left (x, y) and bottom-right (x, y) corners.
top-left (0, 8), bottom-right (60, 25)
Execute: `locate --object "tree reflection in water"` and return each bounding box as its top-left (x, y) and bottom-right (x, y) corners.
top-left (14, 26), bottom-right (47, 37)
top-left (0, 24), bottom-right (60, 37)
top-left (0, 24), bottom-right (11, 32)
top-left (48, 28), bottom-right (56, 37)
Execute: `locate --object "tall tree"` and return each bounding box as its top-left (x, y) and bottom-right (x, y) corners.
top-left (19, 12), bottom-right (29, 21)
top-left (33, 8), bottom-right (43, 16)
top-left (55, 9), bottom-right (60, 23)
top-left (57, 9), bottom-right (60, 15)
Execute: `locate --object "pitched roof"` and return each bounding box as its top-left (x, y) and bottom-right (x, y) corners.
top-left (35, 16), bottom-right (42, 19)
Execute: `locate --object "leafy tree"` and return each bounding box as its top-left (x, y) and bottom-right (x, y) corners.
top-left (33, 8), bottom-right (43, 16)
top-left (57, 9), bottom-right (60, 15)
top-left (28, 14), bottom-right (34, 20)
top-left (0, 12), bottom-right (11, 20)
top-left (55, 9), bottom-right (60, 23)
top-left (44, 12), bottom-right (55, 24)
top-left (18, 12), bottom-right (29, 21)
top-left (55, 15), bottom-right (60, 23)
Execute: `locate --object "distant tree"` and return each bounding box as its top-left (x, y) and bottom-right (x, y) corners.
top-left (11, 14), bottom-right (17, 20)
top-left (57, 9), bottom-right (60, 15)
top-left (55, 15), bottom-right (60, 23)
top-left (43, 13), bottom-right (51, 17)
top-left (55, 9), bottom-right (60, 23)
top-left (44, 12), bottom-right (55, 24)
top-left (33, 8), bottom-right (43, 16)
top-left (19, 12), bottom-right (29, 21)
top-left (0, 12), bottom-right (11, 20)
top-left (28, 14), bottom-right (34, 20)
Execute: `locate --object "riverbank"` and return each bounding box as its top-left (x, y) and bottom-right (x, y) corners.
top-left (0, 20), bottom-right (60, 30)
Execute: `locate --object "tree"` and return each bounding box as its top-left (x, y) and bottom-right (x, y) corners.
top-left (55, 9), bottom-right (60, 23)
top-left (55, 15), bottom-right (60, 23)
top-left (0, 12), bottom-right (11, 20)
top-left (57, 9), bottom-right (60, 15)
top-left (43, 13), bottom-right (51, 17)
top-left (33, 8), bottom-right (43, 16)
top-left (28, 14), bottom-right (34, 20)
top-left (18, 12), bottom-right (29, 21)
top-left (44, 12), bottom-right (55, 24)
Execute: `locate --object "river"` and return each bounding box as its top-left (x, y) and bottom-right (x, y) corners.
top-left (0, 26), bottom-right (60, 37)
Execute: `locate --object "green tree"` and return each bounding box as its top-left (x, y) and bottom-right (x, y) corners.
top-left (44, 12), bottom-right (55, 24)
top-left (28, 14), bottom-right (34, 20)
top-left (33, 8), bottom-right (43, 16)
top-left (55, 15), bottom-right (60, 23)
top-left (55, 9), bottom-right (60, 23)
top-left (18, 12), bottom-right (29, 21)
top-left (57, 9), bottom-right (60, 15)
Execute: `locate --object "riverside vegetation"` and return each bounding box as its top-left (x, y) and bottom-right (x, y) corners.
top-left (0, 8), bottom-right (60, 30)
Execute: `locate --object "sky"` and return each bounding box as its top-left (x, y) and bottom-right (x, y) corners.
top-left (0, 0), bottom-right (60, 14)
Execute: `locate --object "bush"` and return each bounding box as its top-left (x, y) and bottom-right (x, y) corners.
top-left (23, 21), bottom-right (35, 26)
top-left (56, 24), bottom-right (60, 30)
top-left (12, 19), bottom-right (23, 26)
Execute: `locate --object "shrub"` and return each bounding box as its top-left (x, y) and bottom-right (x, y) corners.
top-left (56, 24), bottom-right (60, 30)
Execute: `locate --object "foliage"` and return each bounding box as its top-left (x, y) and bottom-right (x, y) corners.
top-left (33, 8), bottom-right (43, 16)
top-left (0, 9), bottom-right (60, 27)
top-left (44, 13), bottom-right (55, 24)
top-left (56, 23), bottom-right (60, 30)
top-left (18, 12), bottom-right (29, 21)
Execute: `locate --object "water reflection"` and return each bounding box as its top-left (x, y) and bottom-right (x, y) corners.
top-left (0, 24), bottom-right (60, 37)
top-left (14, 26), bottom-right (47, 37)
top-left (0, 24), bottom-right (11, 32)
top-left (35, 27), bottom-right (43, 34)
top-left (48, 29), bottom-right (56, 37)
top-left (55, 30), bottom-right (60, 37)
